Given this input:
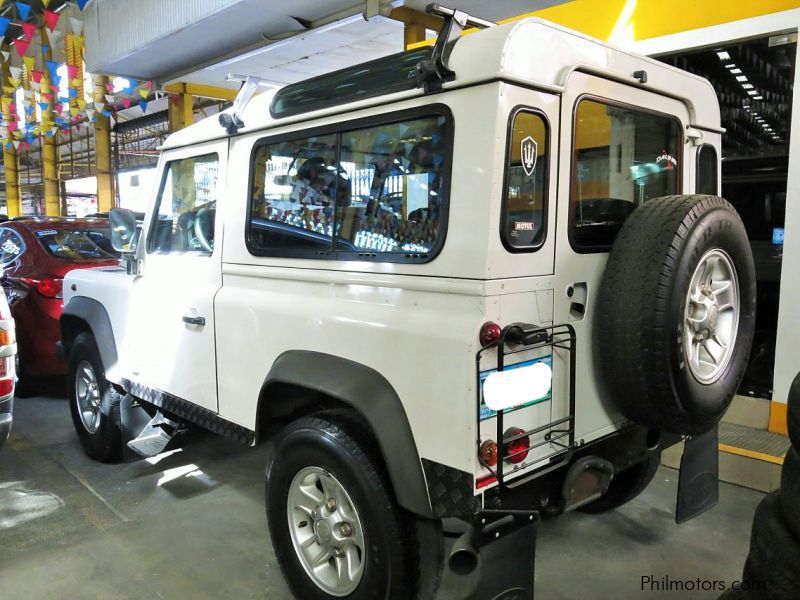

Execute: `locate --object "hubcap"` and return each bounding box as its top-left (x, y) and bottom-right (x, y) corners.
top-left (287, 467), bottom-right (366, 596)
top-left (75, 360), bottom-right (102, 434)
top-left (683, 249), bottom-right (740, 384)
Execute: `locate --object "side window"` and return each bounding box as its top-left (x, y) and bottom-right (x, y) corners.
top-left (249, 134), bottom-right (338, 253)
top-left (247, 111), bottom-right (451, 260)
top-left (148, 153), bottom-right (219, 253)
top-left (0, 229), bottom-right (24, 266)
top-left (697, 144), bottom-right (718, 195)
top-left (571, 99), bottom-right (682, 251)
top-left (335, 116), bottom-right (448, 255)
top-left (502, 109), bottom-right (548, 251)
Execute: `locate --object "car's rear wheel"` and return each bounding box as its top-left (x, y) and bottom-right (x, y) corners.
top-left (597, 195), bottom-right (756, 434)
top-left (266, 415), bottom-right (441, 600)
top-left (67, 332), bottom-right (122, 462)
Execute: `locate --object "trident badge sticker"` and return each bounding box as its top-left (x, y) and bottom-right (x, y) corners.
top-left (521, 136), bottom-right (538, 177)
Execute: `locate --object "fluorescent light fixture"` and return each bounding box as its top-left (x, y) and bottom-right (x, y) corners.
top-left (725, 63), bottom-right (736, 69)
top-left (742, 83), bottom-right (754, 89)
top-left (748, 90), bottom-right (759, 96)
top-left (483, 362), bottom-right (552, 412)
top-left (753, 95), bottom-right (763, 100)
top-left (736, 75), bottom-right (748, 82)
top-left (717, 50), bottom-right (731, 60)
top-left (730, 68), bottom-right (742, 74)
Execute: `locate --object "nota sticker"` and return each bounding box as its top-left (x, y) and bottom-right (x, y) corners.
top-left (514, 221), bottom-right (536, 231)
top-left (521, 136), bottom-right (538, 177)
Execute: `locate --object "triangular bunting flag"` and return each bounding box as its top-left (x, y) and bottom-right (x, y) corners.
top-left (0, 17), bottom-right (10, 38)
top-left (104, 94), bottom-right (114, 104)
top-left (46, 29), bottom-right (63, 47)
top-left (104, 82), bottom-right (114, 93)
top-left (146, 81), bottom-right (154, 90)
top-left (139, 100), bottom-right (147, 113)
top-left (30, 81), bottom-right (40, 91)
top-left (12, 140), bottom-right (20, 150)
top-left (45, 60), bottom-right (58, 76)
top-left (9, 66), bottom-right (22, 80)
top-left (67, 65), bottom-right (78, 80)
top-left (20, 21), bottom-right (36, 41)
top-left (41, 44), bottom-right (49, 55)
top-left (32, 70), bottom-right (42, 84)
top-left (13, 38), bottom-right (30, 58)
top-left (123, 79), bottom-right (137, 94)
top-left (0, 51), bottom-right (8, 63)
top-left (121, 97), bottom-right (131, 109)
top-left (43, 10), bottom-right (59, 33)
top-left (85, 108), bottom-right (94, 120)
top-left (138, 89), bottom-right (148, 100)
top-left (22, 56), bottom-right (34, 72)
top-left (38, 101), bottom-right (49, 112)
top-left (15, 3), bottom-right (31, 21)
top-left (70, 17), bottom-right (83, 35)
top-left (77, 0), bottom-right (91, 10)
top-left (42, 0), bottom-right (51, 7)
top-left (94, 102), bottom-right (104, 112)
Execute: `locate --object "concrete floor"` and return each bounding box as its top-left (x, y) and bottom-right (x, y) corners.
top-left (1, 391), bottom-right (765, 599)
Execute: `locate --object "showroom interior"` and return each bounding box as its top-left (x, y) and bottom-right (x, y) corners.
top-left (1, 0), bottom-right (800, 598)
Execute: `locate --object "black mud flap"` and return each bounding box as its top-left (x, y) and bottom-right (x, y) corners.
top-left (676, 426), bottom-right (719, 524)
top-left (436, 512), bottom-right (537, 600)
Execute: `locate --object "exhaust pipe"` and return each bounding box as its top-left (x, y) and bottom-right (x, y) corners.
top-left (448, 525), bottom-right (480, 576)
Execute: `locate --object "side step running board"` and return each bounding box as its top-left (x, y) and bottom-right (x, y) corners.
top-left (120, 393), bottom-right (184, 458)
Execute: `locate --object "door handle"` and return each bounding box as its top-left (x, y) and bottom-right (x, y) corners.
top-left (182, 315), bottom-right (206, 326)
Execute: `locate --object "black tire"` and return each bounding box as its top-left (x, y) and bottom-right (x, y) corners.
top-left (779, 447), bottom-right (800, 538)
top-left (579, 451), bottom-right (661, 514)
top-left (266, 415), bottom-right (441, 600)
top-left (67, 332), bottom-right (123, 462)
top-left (597, 195), bottom-right (756, 435)
top-left (14, 346), bottom-right (36, 398)
top-left (747, 491), bottom-right (800, 599)
top-left (788, 373), bottom-right (800, 448)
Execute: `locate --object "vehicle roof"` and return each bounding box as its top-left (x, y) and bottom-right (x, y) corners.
top-left (163, 17), bottom-right (721, 151)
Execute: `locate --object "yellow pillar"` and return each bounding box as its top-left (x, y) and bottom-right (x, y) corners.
top-left (389, 7), bottom-right (442, 49)
top-left (1, 51), bottom-right (20, 217)
top-left (93, 75), bottom-right (114, 212)
top-left (40, 28), bottom-right (59, 216)
top-left (168, 83), bottom-right (194, 131)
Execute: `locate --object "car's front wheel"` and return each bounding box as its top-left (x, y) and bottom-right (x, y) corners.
top-left (67, 332), bottom-right (122, 462)
top-left (266, 415), bottom-right (440, 600)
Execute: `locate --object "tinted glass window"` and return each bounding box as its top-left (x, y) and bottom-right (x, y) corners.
top-left (248, 113), bottom-right (450, 259)
top-left (571, 99), bottom-right (682, 251)
top-left (37, 228), bottom-right (117, 260)
top-left (149, 154), bottom-right (219, 253)
top-left (335, 116), bottom-right (447, 254)
top-left (503, 110), bottom-right (548, 250)
top-left (697, 145), bottom-right (718, 195)
top-left (250, 135), bottom-right (338, 253)
top-left (271, 47), bottom-right (431, 118)
top-left (0, 229), bottom-right (24, 265)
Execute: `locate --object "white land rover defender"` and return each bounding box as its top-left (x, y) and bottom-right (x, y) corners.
top-left (59, 6), bottom-right (755, 599)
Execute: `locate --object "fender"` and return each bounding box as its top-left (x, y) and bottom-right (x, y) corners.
top-left (260, 350), bottom-right (433, 518)
top-left (60, 296), bottom-right (118, 372)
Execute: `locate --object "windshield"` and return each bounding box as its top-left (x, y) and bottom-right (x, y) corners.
top-left (37, 228), bottom-right (119, 261)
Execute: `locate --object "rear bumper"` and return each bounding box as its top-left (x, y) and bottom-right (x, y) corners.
top-left (15, 297), bottom-right (65, 376)
top-left (0, 396), bottom-right (13, 451)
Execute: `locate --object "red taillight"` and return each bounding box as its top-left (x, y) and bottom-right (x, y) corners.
top-left (479, 321), bottom-right (501, 347)
top-left (22, 276), bottom-right (63, 299)
top-left (504, 427), bottom-right (530, 464)
top-left (476, 474), bottom-right (497, 489)
top-left (0, 356), bottom-right (13, 396)
top-left (479, 439), bottom-right (498, 468)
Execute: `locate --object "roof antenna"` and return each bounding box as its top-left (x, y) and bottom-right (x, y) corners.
top-left (219, 74), bottom-right (274, 135)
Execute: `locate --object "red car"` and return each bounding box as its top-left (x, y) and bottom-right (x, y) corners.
top-left (0, 217), bottom-right (119, 394)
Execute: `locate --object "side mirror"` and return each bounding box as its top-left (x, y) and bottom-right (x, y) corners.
top-left (110, 208), bottom-right (139, 253)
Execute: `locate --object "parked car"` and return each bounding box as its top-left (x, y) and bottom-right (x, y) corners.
top-left (60, 9), bottom-right (755, 600)
top-left (0, 217), bottom-right (118, 394)
top-left (0, 277), bottom-right (16, 450)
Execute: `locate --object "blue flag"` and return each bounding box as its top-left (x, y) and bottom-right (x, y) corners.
top-left (0, 17), bottom-right (10, 37)
top-left (15, 2), bottom-right (31, 21)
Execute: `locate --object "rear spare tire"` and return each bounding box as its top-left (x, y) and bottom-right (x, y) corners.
top-left (597, 195), bottom-right (756, 435)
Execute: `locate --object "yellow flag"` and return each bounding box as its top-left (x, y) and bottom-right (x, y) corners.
top-left (139, 89), bottom-right (148, 99)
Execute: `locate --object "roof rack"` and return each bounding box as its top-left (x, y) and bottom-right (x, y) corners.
top-left (414, 3), bottom-right (495, 93)
top-left (219, 74), bottom-right (275, 135)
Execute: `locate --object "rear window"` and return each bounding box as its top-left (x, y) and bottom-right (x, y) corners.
top-left (37, 228), bottom-right (118, 260)
top-left (571, 98), bottom-right (682, 252)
